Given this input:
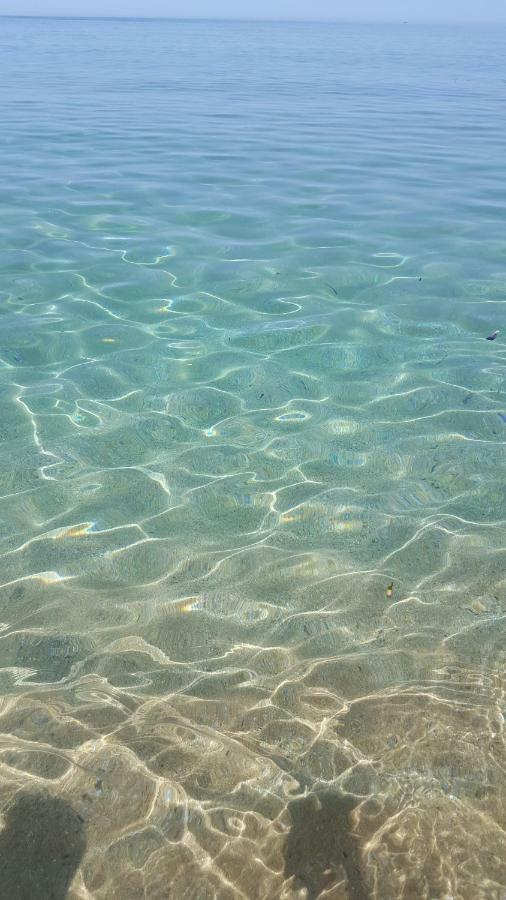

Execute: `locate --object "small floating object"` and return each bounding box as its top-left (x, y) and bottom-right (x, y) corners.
top-left (386, 582), bottom-right (394, 598)
top-left (55, 523), bottom-right (93, 539)
top-left (174, 597), bottom-right (200, 614)
top-left (486, 330), bottom-right (499, 341)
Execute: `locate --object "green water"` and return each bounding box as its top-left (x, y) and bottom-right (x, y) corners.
top-left (0, 16), bottom-right (505, 899)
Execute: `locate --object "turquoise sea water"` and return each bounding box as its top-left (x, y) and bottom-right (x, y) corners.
top-left (0, 16), bottom-right (505, 898)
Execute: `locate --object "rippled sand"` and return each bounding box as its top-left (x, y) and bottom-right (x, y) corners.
top-left (0, 16), bottom-right (505, 900)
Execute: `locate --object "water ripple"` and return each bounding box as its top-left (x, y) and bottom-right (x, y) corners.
top-left (0, 16), bottom-right (505, 900)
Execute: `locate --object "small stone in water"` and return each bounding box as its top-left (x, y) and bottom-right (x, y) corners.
top-left (467, 599), bottom-right (487, 615)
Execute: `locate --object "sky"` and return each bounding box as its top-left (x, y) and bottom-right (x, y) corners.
top-left (1, 0), bottom-right (505, 23)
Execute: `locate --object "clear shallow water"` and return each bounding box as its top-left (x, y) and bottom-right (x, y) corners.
top-left (0, 15), bottom-right (505, 898)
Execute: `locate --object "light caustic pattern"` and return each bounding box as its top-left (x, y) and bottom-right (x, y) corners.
top-left (0, 17), bottom-right (505, 900)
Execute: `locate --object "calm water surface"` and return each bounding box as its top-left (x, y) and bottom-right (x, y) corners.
top-left (0, 16), bottom-right (505, 899)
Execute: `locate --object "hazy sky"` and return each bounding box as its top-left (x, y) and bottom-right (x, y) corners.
top-left (1, 0), bottom-right (505, 23)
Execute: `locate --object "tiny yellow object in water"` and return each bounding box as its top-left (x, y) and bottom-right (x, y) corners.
top-left (335, 520), bottom-right (361, 532)
top-left (386, 582), bottom-right (394, 598)
top-left (55, 523), bottom-right (93, 539)
top-left (101, 338), bottom-right (116, 343)
top-left (174, 596), bottom-right (199, 613)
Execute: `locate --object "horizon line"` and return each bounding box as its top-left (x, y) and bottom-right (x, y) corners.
top-left (1, 14), bottom-right (506, 26)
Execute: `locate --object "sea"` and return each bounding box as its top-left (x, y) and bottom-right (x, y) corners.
top-left (0, 15), bottom-right (505, 899)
